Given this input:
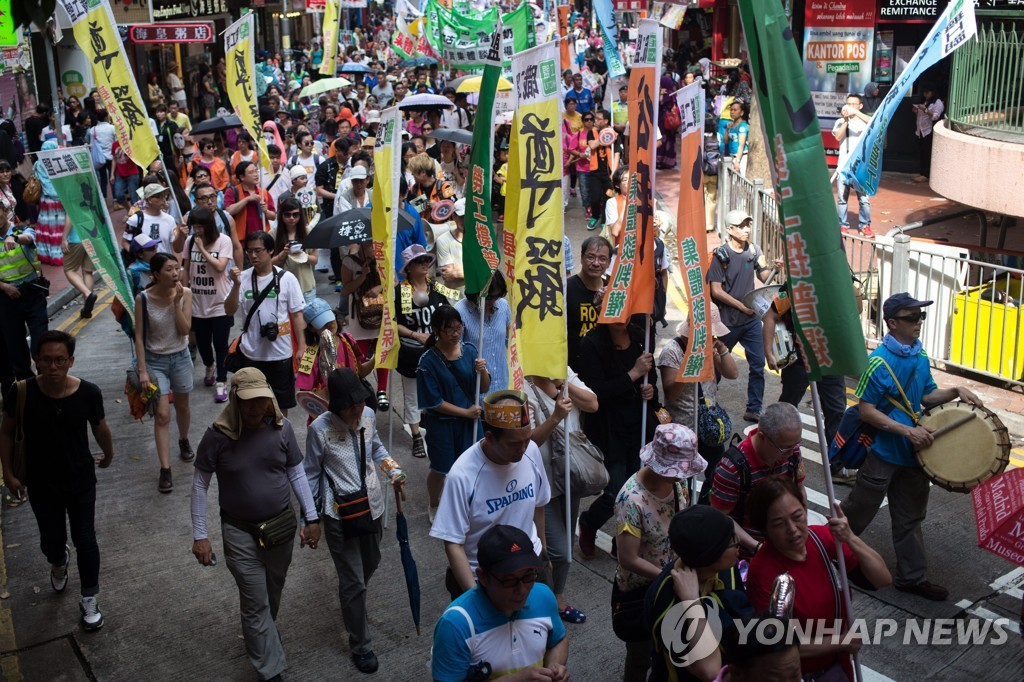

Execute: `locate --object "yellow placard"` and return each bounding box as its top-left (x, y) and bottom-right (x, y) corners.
top-left (320, 0), bottom-right (340, 77)
top-left (61, 0), bottom-right (158, 169)
top-left (371, 107), bottom-right (403, 369)
top-left (225, 15), bottom-right (272, 171)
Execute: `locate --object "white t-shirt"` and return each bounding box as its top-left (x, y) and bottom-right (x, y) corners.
top-left (125, 211), bottom-right (177, 255)
top-left (430, 440), bottom-right (551, 572)
top-left (237, 266), bottom-right (306, 361)
top-left (186, 233), bottom-right (234, 319)
top-left (832, 115), bottom-right (868, 169)
top-left (168, 73), bottom-right (187, 105)
top-left (94, 122), bottom-right (116, 159)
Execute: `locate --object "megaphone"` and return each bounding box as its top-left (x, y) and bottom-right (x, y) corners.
top-left (742, 284), bottom-right (784, 319)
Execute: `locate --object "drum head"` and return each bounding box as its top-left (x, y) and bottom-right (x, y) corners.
top-left (430, 199), bottom-right (455, 224)
top-left (296, 390), bottom-right (329, 419)
top-left (916, 402), bottom-right (1010, 493)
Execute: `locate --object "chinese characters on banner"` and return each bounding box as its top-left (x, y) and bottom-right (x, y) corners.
top-left (462, 25), bottom-right (503, 298)
top-left (840, 0), bottom-right (976, 195)
top-left (371, 108), bottom-right (403, 370)
top-left (320, 0), bottom-right (340, 76)
top-left (599, 19), bottom-right (660, 324)
top-left (557, 6), bottom-right (570, 71)
top-left (224, 14), bottom-right (270, 170)
top-left (673, 80), bottom-right (713, 382)
top-left (593, 0), bottom-right (627, 78)
top-left (37, 147), bottom-right (134, 316)
top-left (58, 0), bottom-right (159, 170)
top-left (507, 41), bottom-right (567, 381)
top-left (737, 0), bottom-right (867, 379)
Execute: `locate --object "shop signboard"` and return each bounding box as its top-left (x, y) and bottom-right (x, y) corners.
top-left (307, 0), bottom-right (326, 10)
top-left (130, 23), bottom-right (215, 43)
top-left (151, 0), bottom-right (228, 21)
top-left (878, 0), bottom-right (950, 22)
top-left (803, 0), bottom-right (875, 162)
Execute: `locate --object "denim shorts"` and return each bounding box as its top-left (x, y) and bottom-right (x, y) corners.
top-left (145, 347), bottom-right (194, 395)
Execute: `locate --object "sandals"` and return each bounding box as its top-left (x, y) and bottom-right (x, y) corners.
top-left (558, 606), bottom-right (587, 624)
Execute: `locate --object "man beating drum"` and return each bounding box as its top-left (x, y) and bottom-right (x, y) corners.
top-left (841, 293), bottom-right (984, 602)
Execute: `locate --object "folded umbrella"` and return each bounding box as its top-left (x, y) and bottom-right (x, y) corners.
top-left (394, 487), bottom-right (421, 635)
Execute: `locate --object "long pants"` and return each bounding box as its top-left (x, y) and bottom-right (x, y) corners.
top-left (545, 494), bottom-right (581, 597)
top-left (719, 317), bottom-right (765, 415)
top-left (0, 284), bottom-right (48, 380)
top-left (97, 161), bottom-right (112, 201)
top-left (841, 452), bottom-right (929, 587)
top-left (192, 315), bottom-right (232, 382)
top-left (29, 485), bottom-right (100, 597)
top-left (836, 173), bottom-right (871, 231)
top-left (589, 172), bottom-right (611, 225)
top-left (919, 133), bottom-right (934, 178)
top-left (222, 521), bottom-right (294, 681)
top-left (581, 447), bottom-right (641, 533)
top-left (356, 338), bottom-right (388, 392)
top-left (577, 170), bottom-right (591, 214)
top-left (624, 639), bottom-right (652, 682)
top-left (779, 366), bottom-right (846, 446)
top-left (704, 174), bottom-right (718, 233)
top-left (323, 516), bottom-right (383, 655)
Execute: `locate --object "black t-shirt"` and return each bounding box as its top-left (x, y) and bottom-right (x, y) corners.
top-left (4, 378), bottom-right (104, 492)
top-left (566, 274), bottom-right (600, 372)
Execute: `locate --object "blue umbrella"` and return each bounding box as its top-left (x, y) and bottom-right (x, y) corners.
top-left (400, 57), bottom-right (439, 68)
top-left (339, 62), bottom-right (373, 74)
top-left (394, 488), bottom-right (421, 635)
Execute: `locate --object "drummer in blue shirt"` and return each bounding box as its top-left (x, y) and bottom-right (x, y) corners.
top-left (841, 292), bottom-right (984, 603)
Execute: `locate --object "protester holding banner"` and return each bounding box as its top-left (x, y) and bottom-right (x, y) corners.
top-left (576, 318), bottom-right (660, 559)
top-left (31, 139), bottom-right (66, 266)
top-left (566, 236), bottom-right (613, 372)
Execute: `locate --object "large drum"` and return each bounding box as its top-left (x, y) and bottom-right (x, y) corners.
top-left (916, 401), bottom-right (1010, 493)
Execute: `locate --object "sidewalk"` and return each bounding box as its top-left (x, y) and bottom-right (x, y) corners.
top-left (654, 164), bottom-right (1024, 448)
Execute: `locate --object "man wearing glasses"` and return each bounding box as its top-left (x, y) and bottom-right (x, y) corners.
top-left (841, 293), bottom-right (983, 602)
top-left (431, 525), bottom-right (569, 682)
top-left (566, 236), bottom-right (613, 373)
top-left (187, 182), bottom-right (242, 267)
top-left (706, 401), bottom-right (806, 552)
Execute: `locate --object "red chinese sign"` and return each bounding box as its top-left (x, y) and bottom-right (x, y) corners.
top-left (129, 23), bottom-right (214, 44)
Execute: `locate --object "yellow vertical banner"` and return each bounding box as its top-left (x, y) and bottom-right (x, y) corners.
top-left (503, 121), bottom-right (523, 390)
top-left (225, 15), bottom-right (271, 170)
top-left (320, 0), bottom-right (340, 76)
top-left (371, 107), bottom-right (403, 369)
top-left (507, 41), bottom-right (567, 380)
top-left (58, 0), bottom-right (158, 169)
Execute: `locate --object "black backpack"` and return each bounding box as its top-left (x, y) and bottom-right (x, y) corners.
top-left (703, 133), bottom-right (720, 176)
top-left (697, 433), bottom-right (801, 524)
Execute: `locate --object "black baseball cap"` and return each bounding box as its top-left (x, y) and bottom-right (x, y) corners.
top-left (883, 292), bottom-right (933, 320)
top-left (477, 525), bottom-right (543, 574)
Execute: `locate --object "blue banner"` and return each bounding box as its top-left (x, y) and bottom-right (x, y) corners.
top-left (593, 0), bottom-right (626, 79)
top-left (839, 0), bottom-right (976, 195)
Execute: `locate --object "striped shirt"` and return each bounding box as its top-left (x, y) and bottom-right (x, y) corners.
top-left (709, 430), bottom-right (805, 526)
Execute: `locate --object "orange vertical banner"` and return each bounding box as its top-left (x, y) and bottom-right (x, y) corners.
top-left (599, 20), bottom-right (660, 323)
top-left (673, 80), bottom-right (713, 382)
top-left (557, 6), bottom-right (570, 72)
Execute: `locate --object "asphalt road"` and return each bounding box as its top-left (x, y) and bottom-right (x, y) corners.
top-left (1, 199), bottom-right (1023, 681)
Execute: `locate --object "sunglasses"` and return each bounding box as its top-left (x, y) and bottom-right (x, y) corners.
top-left (893, 311), bottom-right (927, 323)
top-left (410, 257), bottom-right (432, 265)
top-left (283, 210), bottom-right (301, 218)
top-left (196, 194), bottom-right (216, 201)
top-left (583, 117), bottom-right (594, 122)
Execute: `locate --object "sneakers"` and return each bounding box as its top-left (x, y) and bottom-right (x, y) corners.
top-left (743, 410), bottom-right (762, 423)
top-left (80, 596), bottom-right (104, 631)
top-left (570, 188), bottom-right (577, 198)
top-left (840, 226), bottom-right (850, 235)
top-left (578, 520), bottom-right (596, 559)
top-left (204, 366), bottom-right (216, 387)
top-left (558, 605), bottom-right (587, 624)
top-left (587, 217), bottom-right (599, 231)
top-left (50, 544), bottom-right (70, 593)
top-left (179, 439), bottom-right (195, 463)
top-left (832, 468), bottom-right (858, 485)
top-left (895, 580), bottom-right (948, 602)
top-left (215, 382), bottom-right (228, 403)
top-left (411, 433), bottom-right (426, 458)
top-left (861, 225), bottom-right (876, 239)
top-left (375, 390), bottom-right (390, 413)
top-left (352, 650), bottom-right (379, 674)
top-left (81, 292), bottom-right (97, 319)
top-left (158, 467), bottom-right (173, 493)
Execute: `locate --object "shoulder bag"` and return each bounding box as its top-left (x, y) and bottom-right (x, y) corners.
top-left (828, 359), bottom-right (917, 470)
top-left (224, 268), bottom-right (280, 374)
top-left (528, 381), bottom-right (608, 498)
top-left (10, 380), bottom-right (27, 482)
top-left (23, 177), bottom-right (41, 205)
top-left (328, 428), bottom-right (377, 538)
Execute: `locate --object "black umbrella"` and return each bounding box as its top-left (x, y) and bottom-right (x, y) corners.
top-left (427, 128), bottom-right (473, 146)
top-left (340, 62), bottom-right (373, 74)
top-left (189, 114), bottom-right (243, 136)
top-left (394, 488), bottom-right (421, 635)
top-left (303, 207), bottom-right (417, 249)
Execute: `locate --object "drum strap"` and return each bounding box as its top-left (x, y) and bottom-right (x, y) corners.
top-left (877, 359), bottom-right (919, 425)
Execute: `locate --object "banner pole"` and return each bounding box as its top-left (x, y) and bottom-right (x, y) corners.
top-left (473, 270), bottom-right (495, 408)
top-left (384, 370), bottom-right (393, 530)
top-left (563, 382), bottom-right (572, 563)
top-left (810, 381), bottom-right (863, 682)
top-left (640, 313), bottom-right (651, 452)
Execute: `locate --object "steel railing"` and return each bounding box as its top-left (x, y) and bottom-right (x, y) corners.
top-left (718, 163), bottom-right (1024, 387)
top-left (948, 21), bottom-right (1024, 141)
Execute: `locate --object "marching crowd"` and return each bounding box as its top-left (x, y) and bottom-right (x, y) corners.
top-left (0, 6), bottom-right (985, 682)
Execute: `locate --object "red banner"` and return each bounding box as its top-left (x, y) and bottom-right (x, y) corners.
top-left (673, 81), bottom-right (713, 382)
top-left (599, 20), bottom-right (659, 324)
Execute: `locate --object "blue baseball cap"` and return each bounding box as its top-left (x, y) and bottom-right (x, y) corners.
top-left (883, 292), bottom-right (933, 320)
top-left (303, 298), bottom-right (336, 331)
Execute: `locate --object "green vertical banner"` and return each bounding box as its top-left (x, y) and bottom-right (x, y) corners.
top-left (36, 147), bottom-right (134, 315)
top-left (0, 0), bottom-right (17, 47)
top-left (736, 0), bottom-right (866, 380)
top-left (462, 23), bottom-right (503, 297)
